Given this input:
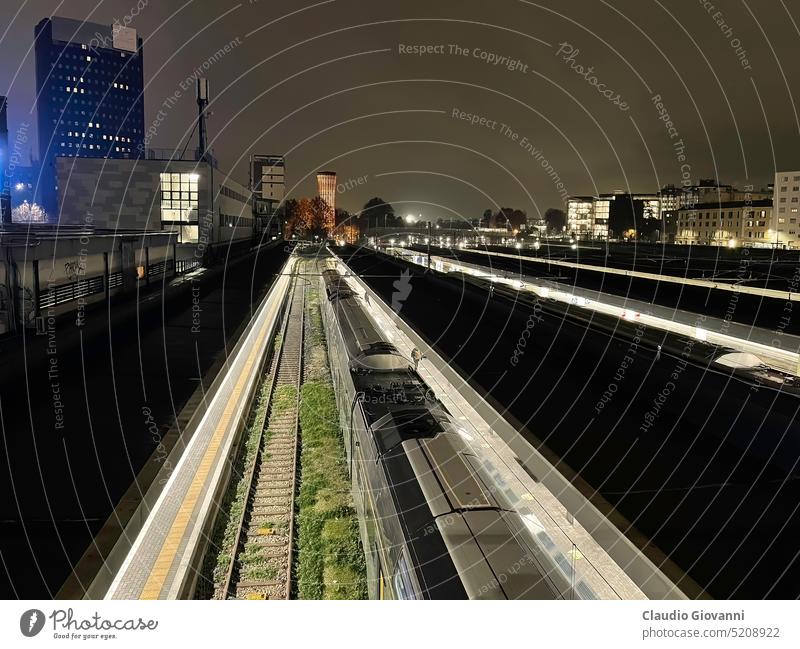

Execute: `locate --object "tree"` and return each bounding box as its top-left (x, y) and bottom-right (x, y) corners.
top-left (491, 207), bottom-right (527, 230)
top-left (333, 209), bottom-right (360, 244)
top-left (334, 207), bottom-right (354, 227)
top-left (283, 197), bottom-right (334, 238)
top-left (282, 198), bottom-right (301, 238)
top-left (361, 197), bottom-right (396, 229)
top-left (544, 207), bottom-right (566, 233)
top-left (309, 196), bottom-right (332, 238)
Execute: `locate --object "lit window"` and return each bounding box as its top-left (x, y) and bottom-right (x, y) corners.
top-left (160, 172), bottom-right (200, 228)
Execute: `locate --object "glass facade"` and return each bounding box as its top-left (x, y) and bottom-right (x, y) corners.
top-left (160, 172), bottom-right (199, 242)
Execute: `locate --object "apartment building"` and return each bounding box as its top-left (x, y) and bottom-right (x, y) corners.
top-left (675, 199), bottom-right (772, 247)
top-left (773, 171), bottom-right (800, 248)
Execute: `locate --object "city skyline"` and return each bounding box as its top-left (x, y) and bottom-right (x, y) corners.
top-left (2, 1), bottom-right (800, 219)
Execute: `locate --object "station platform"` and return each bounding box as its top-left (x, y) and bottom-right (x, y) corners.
top-left (460, 246), bottom-right (800, 303)
top-left (390, 248), bottom-right (800, 376)
top-left (103, 257), bottom-right (297, 600)
top-left (331, 255), bottom-right (689, 600)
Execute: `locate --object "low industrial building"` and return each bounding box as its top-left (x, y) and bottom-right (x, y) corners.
top-left (56, 152), bottom-right (256, 251)
top-left (0, 224), bottom-right (181, 335)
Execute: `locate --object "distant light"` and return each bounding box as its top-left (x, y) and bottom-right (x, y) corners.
top-left (570, 243), bottom-right (577, 250)
top-left (727, 238), bottom-right (737, 248)
top-left (533, 241), bottom-right (541, 250)
top-left (405, 214), bottom-right (415, 224)
top-left (515, 242), bottom-right (522, 249)
top-left (14, 182), bottom-right (25, 192)
top-left (389, 238), bottom-right (395, 245)
top-left (424, 238), bottom-right (429, 244)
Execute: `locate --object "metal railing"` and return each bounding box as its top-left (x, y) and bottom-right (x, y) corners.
top-left (38, 256), bottom-right (200, 311)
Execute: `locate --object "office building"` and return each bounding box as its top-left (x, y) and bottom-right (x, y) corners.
top-left (250, 155), bottom-right (285, 235)
top-left (566, 196), bottom-right (595, 238)
top-left (35, 17), bottom-right (145, 217)
top-left (568, 192), bottom-right (662, 241)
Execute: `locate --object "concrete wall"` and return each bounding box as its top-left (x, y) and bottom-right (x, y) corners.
top-left (57, 157), bottom-right (210, 231)
top-left (2, 231), bottom-right (175, 329)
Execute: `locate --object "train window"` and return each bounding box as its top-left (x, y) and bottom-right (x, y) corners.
top-left (574, 581), bottom-right (596, 600)
top-left (392, 553), bottom-right (416, 600)
top-left (554, 552), bottom-right (574, 579)
top-left (536, 531), bottom-right (556, 550)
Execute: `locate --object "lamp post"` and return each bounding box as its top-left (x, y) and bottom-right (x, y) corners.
top-left (427, 220), bottom-right (432, 269)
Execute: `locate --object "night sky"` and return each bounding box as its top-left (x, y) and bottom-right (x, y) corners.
top-left (2, 0), bottom-right (800, 221)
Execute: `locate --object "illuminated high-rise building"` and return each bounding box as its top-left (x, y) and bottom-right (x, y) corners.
top-left (316, 170), bottom-right (336, 234)
top-left (35, 17), bottom-right (145, 218)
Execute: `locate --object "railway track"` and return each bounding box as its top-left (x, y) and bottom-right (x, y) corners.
top-left (220, 275), bottom-right (305, 600)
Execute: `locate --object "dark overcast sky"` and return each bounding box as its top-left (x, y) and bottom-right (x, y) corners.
top-left (2, 0), bottom-right (800, 221)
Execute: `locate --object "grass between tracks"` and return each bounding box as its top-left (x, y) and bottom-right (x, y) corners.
top-left (295, 281), bottom-right (367, 600)
top-left (198, 333), bottom-right (282, 598)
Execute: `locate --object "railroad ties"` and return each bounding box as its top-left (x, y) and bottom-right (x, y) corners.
top-left (223, 275), bottom-right (305, 600)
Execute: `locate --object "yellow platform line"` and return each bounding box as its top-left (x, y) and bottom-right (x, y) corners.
top-left (138, 276), bottom-right (289, 599)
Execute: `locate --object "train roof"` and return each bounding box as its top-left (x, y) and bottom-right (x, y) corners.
top-left (322, 268), bottom-right (411, 372)
top-left (322, 263), bottom-right (577, 599)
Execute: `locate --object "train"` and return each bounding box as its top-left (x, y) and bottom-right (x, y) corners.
top-left (319, 264), bottom-right (595, 599)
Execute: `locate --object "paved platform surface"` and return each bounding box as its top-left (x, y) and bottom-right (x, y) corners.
top-left (104, 258), bottom-right (296, 599)
top-left (332, 256), bottom-right (685, 600)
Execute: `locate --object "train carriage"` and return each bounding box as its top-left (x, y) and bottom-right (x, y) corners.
top-left (319, 266), bottom-right (582, 599)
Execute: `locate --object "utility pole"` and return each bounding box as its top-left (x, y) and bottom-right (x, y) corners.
top-left (197, 79), bottom-right (209, 161)
top-left (196, 79), bottom-right (215, 249)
